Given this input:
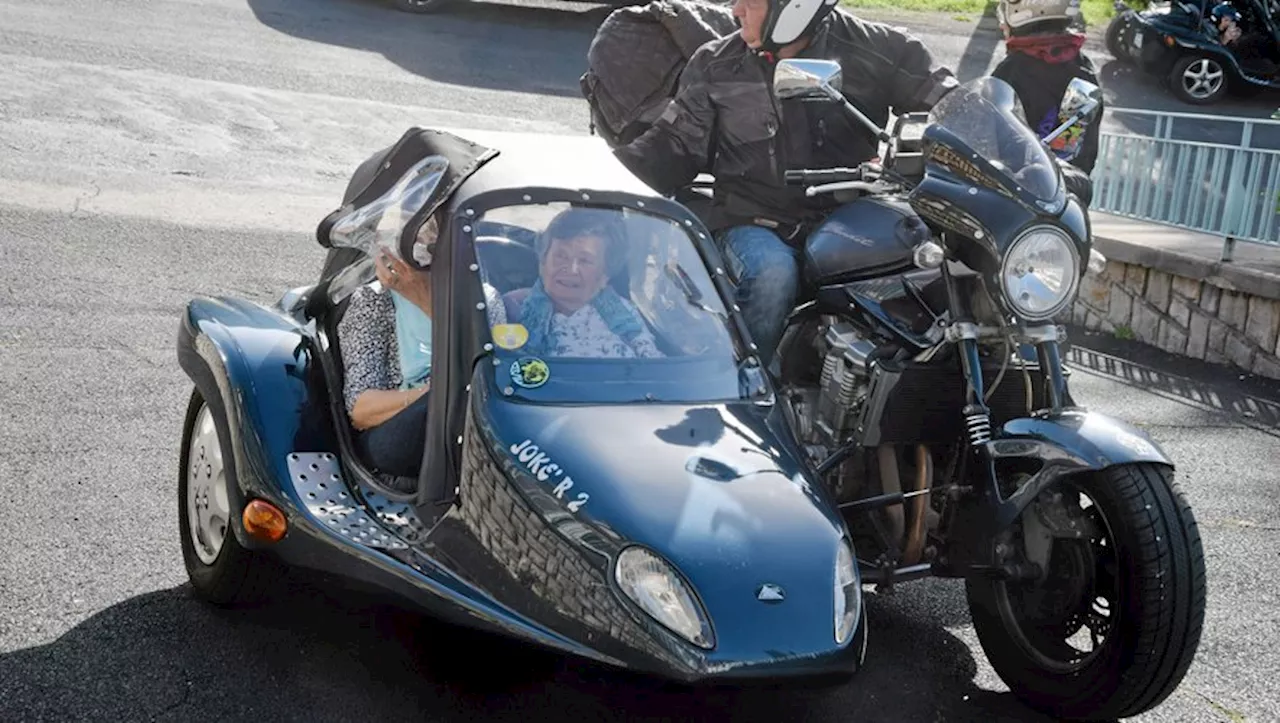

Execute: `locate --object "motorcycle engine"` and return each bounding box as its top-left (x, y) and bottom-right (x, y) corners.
top-left (814, 319), bottom-right (877, 447)
top-left (789, 317), bottom-right (878, 457)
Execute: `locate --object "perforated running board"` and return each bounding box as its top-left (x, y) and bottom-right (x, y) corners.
top-left (286, 452), bottom-right (428, 550)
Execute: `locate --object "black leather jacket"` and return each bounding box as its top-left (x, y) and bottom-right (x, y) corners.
top-left (613, 10), bottom-right (958, 239)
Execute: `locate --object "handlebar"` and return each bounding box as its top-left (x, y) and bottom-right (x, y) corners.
top-left (783, 166), bottom-right (869, 186)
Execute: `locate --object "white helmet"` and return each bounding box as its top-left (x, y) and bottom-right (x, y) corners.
top-left (997, 0), bottom-right (1080, 30)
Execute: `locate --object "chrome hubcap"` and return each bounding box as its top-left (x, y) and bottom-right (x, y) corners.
top-left (1182, 59), bottom-right (1224, 99)
top-left (187, 404), bottom-right (230, 565)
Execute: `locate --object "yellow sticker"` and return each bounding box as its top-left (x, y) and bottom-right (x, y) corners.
top-left (492, 323), bottom-right (529, 350)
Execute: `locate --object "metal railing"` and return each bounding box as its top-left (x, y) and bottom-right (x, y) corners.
top-left (1091, 108), bottom-right (1280, 254)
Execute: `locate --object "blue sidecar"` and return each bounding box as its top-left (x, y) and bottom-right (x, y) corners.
top-left (175, 126), bottom-right (868, 683)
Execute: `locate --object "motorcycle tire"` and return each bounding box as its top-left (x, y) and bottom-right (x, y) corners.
top-left (965, 462), bottom-right (1206, 721)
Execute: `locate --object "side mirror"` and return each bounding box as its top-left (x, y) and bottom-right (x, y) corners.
top-left (773, 59), bottom-right (843, 101)
top-left (1040, 79), bottom-right (1103, 158)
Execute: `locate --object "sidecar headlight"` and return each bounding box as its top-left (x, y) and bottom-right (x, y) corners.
top-left (834, 538), bottom-right (861, 644)
top-left (1000, 225), bottom-right (1080, 321)
top-left (615, 546), bottom-right (714, 649)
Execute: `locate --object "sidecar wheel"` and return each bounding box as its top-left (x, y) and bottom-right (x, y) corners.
top-left (178, 387), bottom-right (279, 606)
top-left (966, 463), bottom-right (1206, 721)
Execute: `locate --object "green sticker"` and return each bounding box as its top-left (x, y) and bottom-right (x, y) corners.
top-left (510, 357), bottom-right (550, 389)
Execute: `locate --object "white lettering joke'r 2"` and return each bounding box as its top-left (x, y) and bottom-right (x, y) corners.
top-left (510, 439), bottom-right (589, 513)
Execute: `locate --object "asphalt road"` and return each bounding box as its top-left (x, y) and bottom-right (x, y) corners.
top-left (1, 0), bottom-right (1278, 721)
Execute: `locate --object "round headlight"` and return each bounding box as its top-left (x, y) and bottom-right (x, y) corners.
top-left (615, 546), bottom-right (714, 649)
top-left (834, 539), bottom-right (860, 644)
top-left (999, 225), bottom-right (1080, 321)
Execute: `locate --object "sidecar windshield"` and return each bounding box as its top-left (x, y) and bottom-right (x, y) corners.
top-left (470, 201), bottom-right (749, 404)
top-left (927, 77), bottom-right (1061, 204)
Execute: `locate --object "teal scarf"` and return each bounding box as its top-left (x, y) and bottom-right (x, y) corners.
top-left (391, 290), bottom-right (432, 389)
top-left (520, 279), bottom-right (644, 356)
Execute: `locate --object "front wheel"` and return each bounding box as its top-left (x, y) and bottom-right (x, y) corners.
top-left (178, 387), bottom-right (280, 606)
top-left (966, 463), bottom-right (1206, 721)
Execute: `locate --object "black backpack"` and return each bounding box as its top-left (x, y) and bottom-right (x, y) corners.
top-left (579, 0), bottom-right (737, 148)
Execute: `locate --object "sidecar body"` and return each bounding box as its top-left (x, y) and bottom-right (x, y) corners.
top-left (174, 126), bottom-right (868, 683)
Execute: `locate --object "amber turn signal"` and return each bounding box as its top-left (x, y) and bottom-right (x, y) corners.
top-left (243, 499), bottom-right (288, 542)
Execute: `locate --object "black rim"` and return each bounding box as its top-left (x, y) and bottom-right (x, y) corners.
top-left (993, 480), bottom-right (1121, 673)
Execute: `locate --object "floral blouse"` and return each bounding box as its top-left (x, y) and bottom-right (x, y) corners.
top-left (336, 283), bottom-right (403, 415)
top-left (538, 303), bottom-right (663, 358)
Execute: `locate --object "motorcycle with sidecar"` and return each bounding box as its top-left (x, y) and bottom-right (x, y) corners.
top-left (173, 62), bottom-right (1205, 720)
top-left (1106, 0), bottom-right (1280, 104)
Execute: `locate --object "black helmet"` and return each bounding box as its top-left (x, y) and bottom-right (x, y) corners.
top-left (756, 0), bottom-right (841, 56)
top-left (1210, 2), bottom-right (1241, 22)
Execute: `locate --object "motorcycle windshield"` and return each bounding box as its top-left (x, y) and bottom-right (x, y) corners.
top-left (472, 201), bottom-right (748, 404)
top-left (927, 77), bottom-right (1062, 204)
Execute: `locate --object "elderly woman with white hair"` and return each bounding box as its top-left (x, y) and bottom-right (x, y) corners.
top-left (501, 206), bottom-right (663, 359)
top-left (336, 215), bottom-right (438, 489)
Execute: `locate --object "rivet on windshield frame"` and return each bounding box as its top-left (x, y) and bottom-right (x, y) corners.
top-left (636, 201), bottom-right (645, 207)
top-left (749, 342), bottom-right (758, 351)
top-left (465, 209), bottom-right (474, 217)
top-left (465, 384), bottom-right (471, 392)
top-left (457, 436), bottom-right (464, 445)
top-left (503, 386), bottom-right (514, 395)
top-left (715, 267), bottom-right (724, 275)
top-left (493, 358), bottom-right (501, 366)
top-left (733, 304), bottom-right (741, 312)
top-left (582, 193), bottom-right (591, 200)
top-left (476, 302), bottom-right (486, 310)
top-left (975, 230), bottom-right (985, 239)
top-left (484, 343), bottom-right (494, 351)
top-left (523, 194), bottom-right (532, 201)
top-left (684, 220), bottom-right (693, 226)
top-left (968, 188), bottom-right (978, 195)
top-left (463, 225), bottom-right (472, 233)
top-left (646, 392), bottom-right (656, 401)
top-left (470, 263), bottom-right (479, 272)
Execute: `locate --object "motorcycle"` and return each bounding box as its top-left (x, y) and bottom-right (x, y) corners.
top-left (730, 60), bottom-right (1206, 720)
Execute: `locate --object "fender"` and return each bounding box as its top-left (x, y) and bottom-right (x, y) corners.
top-left (937, 410), bottom-right (1173, 575)
top-left (176, 295), bottom-right (334, 548)
top-left (988, 410), bottom-right (1173, 529)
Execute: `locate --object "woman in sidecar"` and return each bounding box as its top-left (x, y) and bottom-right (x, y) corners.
top-left (174, 127), bottom-right (868, 684)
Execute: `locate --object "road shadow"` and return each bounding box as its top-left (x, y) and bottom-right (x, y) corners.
top-left (1067, 326), bottom-right (1280, 435)
top-left (0, 570), bottom-right (1052, 721)
top-left (247, 0), bottom-right (616, 98)
top-left (954, 2), bottom-right (1004, 82)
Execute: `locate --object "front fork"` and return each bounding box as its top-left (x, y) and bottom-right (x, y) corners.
top-left (938, 262), bottom-right (1074, 578)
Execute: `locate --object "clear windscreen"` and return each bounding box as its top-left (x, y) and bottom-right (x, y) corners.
top-left (927, 77), bottom-right (1062, 203)
top-left (327, 155), bottom-right (448, 263)
top-left (471, 202), bottom-right (748, 403)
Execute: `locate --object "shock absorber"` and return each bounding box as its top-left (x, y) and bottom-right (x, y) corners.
top-left (963, 404), bottom-right (991, 446)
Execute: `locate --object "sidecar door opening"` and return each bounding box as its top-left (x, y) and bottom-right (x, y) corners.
top-left (303, 127), bottom-right (502, 504)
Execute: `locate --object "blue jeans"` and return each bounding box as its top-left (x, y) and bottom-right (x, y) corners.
top-left (717, 225), bottom-right (801, 367)
top-left (356, 389), bottom-right (429, 478)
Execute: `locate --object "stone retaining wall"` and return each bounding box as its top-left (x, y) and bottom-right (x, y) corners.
top-left (1071, 235), bottom-right (1280, 381)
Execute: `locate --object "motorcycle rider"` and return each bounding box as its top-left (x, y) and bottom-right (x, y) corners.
top-left (611, 0), bottom-right (958, 367)
top-left (1210, 2), bottom-right (1280, 80)
top-left (992, 0), bottom-right (1101, 206)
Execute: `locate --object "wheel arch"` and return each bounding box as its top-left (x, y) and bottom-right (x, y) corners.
top-left (176, 296), bottom-right (335, 549)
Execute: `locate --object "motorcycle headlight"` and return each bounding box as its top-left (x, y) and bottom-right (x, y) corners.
top-left (615, 546), bottom-right (714, 649)
top-left (834, 539), bottom-right (861, 644)
top-left (1000, 225), bottom-right (1080, 321)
